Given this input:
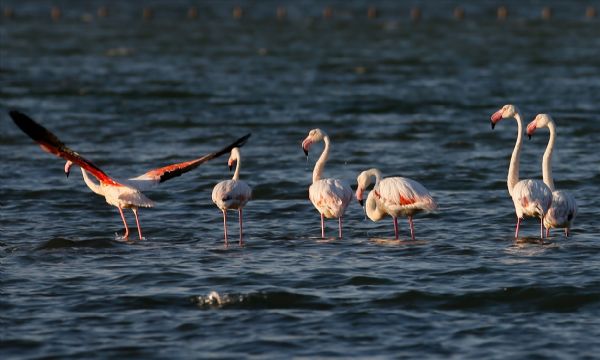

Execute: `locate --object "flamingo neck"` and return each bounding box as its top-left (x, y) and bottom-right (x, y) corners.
top-left (542, 120), bottom-right (556, 191)
top-left (232, 153), bottom-right (241, 181)
top-left (507, 111), bottom-right (523, 194)
top-left (363, 168), bottom-right (385, 221)
top-left (312, 135), bottom-right (330, 183)
top-left (365, 191), bottom-right (386, 221)
top-left (80, 168), bottom-right (104, 195)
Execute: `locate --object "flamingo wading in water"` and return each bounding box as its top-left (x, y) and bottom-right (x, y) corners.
top-left (10, 110), bottom-right (250, 240)
top-left (212, 147), bottom-right (252, 245)
top-left (527, 114), bottom-right (577, 237)
top-left (490, 104), bottom-right (552, 239)
top-left (355, 168), bottom-right (437, 240)
top-left (302, 128), bottom-right (353, 239)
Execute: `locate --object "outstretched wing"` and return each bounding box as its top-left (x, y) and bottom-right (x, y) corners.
top-left (10, 110), bottom-right (121, 186)
top-left (127, 133), bottom-right (251, 190)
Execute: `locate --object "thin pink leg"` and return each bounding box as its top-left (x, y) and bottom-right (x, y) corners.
top-left (408, 216), bottom-right (415, 241)
top-left (393, 217), bottom-right (399, 240)
top-left (132, 208), bottom-right (143, 240)
top-left (514, 217), bottom-right (521, 239)
top-left (540, 216), bottom-right (544, 239)
top-left (239, 208), bottom-right (244, 245)
top-left (118, 207), bottom-right (129, 239)
top-left (321, 213), bottom-right (325, 238)
top-left (565, 228), bottom-right (569, 237)
top-left (338, 217), bottom-right (342, 239)
top-left (222, 210), bottom-right (228, 245)
top-left (546, 227), bottom-right (550, 238)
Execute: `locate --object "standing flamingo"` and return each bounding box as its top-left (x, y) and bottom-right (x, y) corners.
top-left (10, 110), bottom-right (250, 240)
top-left (355, 168), bottom-right (437, 240)
top-left (301, 128), bottom-right (353, 239)
top-left (527, 114), bottom-right (577, 237)
top-left (212, 147), bottom-right (252, 245)
top-left (490, 104), bottom-right (553, 239)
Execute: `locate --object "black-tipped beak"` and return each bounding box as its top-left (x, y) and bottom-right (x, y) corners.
top-left (358, 199), bottom-right (364, 207)
top-left (303, 148), bottom-right (308, 157)
top-left (65, 171), bottom-right (69, 178)
top-left (528, 134), bottom-right (532, 140)
top-left (228, 164), bottom-right (233, 171)
top-left (491, 121), bottom-right (495, 130)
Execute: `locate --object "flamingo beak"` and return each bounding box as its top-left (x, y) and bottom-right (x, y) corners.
top-left (356, 188), bottom-right (364, 207)
top-left (301, 138), bottom-right (311, 157)
top-left (490, 110), bottom-right (503, 129)
top-left (526, 120), bottom-right (537, 140)
top-left (64, 160), bottom-right (73, 178)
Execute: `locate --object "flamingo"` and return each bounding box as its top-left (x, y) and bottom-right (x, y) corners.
top-left (301, 128), bottom-right (353, 239)
top-left (527, 114), bottom-right (577, 237)
top-left (490, 104), bottom-right (553, 239)
top-left (355, 168), bottom-right (437, 240)
top-left (10, 110), bottom-right (250, 240)
top-left (212, 147), bottom-right (252, 245)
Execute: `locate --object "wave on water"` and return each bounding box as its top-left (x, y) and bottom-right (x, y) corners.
top-left (190, 290), bottom-right (333, 310)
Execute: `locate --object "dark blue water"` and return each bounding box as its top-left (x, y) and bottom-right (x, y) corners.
top-left (2, 1), bottom-right (600, 358)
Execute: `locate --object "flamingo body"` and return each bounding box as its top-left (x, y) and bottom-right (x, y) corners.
top-left (376, 177), bottom-right (437, 218)
top-left (510, 179), bottom-right (552, 220)
top-left (309, 178), bottom-right (353, 219)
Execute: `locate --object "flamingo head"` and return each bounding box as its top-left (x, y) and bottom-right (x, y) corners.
top-left (490, 104), bottom-right (518, 129)
top-left (64, 160), bottom-right (73, 178)
top-left (228, 147), bottom-right (240, 171)
top-left (355, 170), bottom-right (373, 207)
top-left (302, 128), bottom-right (326, 156)
top-left (527, 113), bottom-right (552, 139)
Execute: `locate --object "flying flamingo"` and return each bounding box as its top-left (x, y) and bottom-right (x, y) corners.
top-left (527, 114), bottom-right (577, 237)
top-left (301, 128), bottom-right (353, 239)
top-left (355, 168), bottom-right (437, 240)
top-left (212, 147), bottom-right (252, 245)
top-left (10, 110), bottom-right (250, 240)
top-left (490, 104), bottom-right (553, 239)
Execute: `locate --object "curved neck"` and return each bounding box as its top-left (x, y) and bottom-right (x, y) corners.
top-left (312, 135), bottom-right (330, 183)
top-left (232, 154), bottom-right (241, 181)
top-left (80, 168), bottom-right (104, 195)
top-left (507, 111), bottom-right (523, 193)
top-left (365, 191), bottom-right (386, 221)
top-left (542, 121), bottom-right (556, 191)
top-left (365, 168), bottom-right (382, 188)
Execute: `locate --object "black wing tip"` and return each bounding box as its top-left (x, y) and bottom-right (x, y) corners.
top-left (235, 133), bottom-right (252, 148)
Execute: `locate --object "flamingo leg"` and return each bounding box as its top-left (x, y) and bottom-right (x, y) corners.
top-left (408, 216), bottom-right (415, 241)
top-left (546, 227), bottom-right (550, 238)
top-left (393, 217), bottom-right (399, 240)
top-left (540, 217), bottom-right (544, 239)
top-left (514, 217), bottom-right (521, 239)
top-left (338, 217), bottom-right (342, 239)
top-left (239, 208), bottom-right (244, 245)
top-left (132, 208), bottom-right (143, 240)
top-left (321, 213), bottom-right (325, 238)
top-left (565, 228), bottom-right (569, 237)
top-left (118, 207), bottom-right (129, 239)
top-left (222, 210), bottom-right (228, 245)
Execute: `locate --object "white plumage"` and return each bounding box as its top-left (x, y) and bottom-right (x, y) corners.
top-left (302, 128), bottom-right (353, 239)
top-left (212, 147), bottom-right (252, 244)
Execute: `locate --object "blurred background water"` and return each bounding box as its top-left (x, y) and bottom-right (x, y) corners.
top-left (1, 0), bottom-right (600, 358)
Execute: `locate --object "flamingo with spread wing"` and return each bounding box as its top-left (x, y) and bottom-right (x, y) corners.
top-left (10, 110), bottom-right (250, 240)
